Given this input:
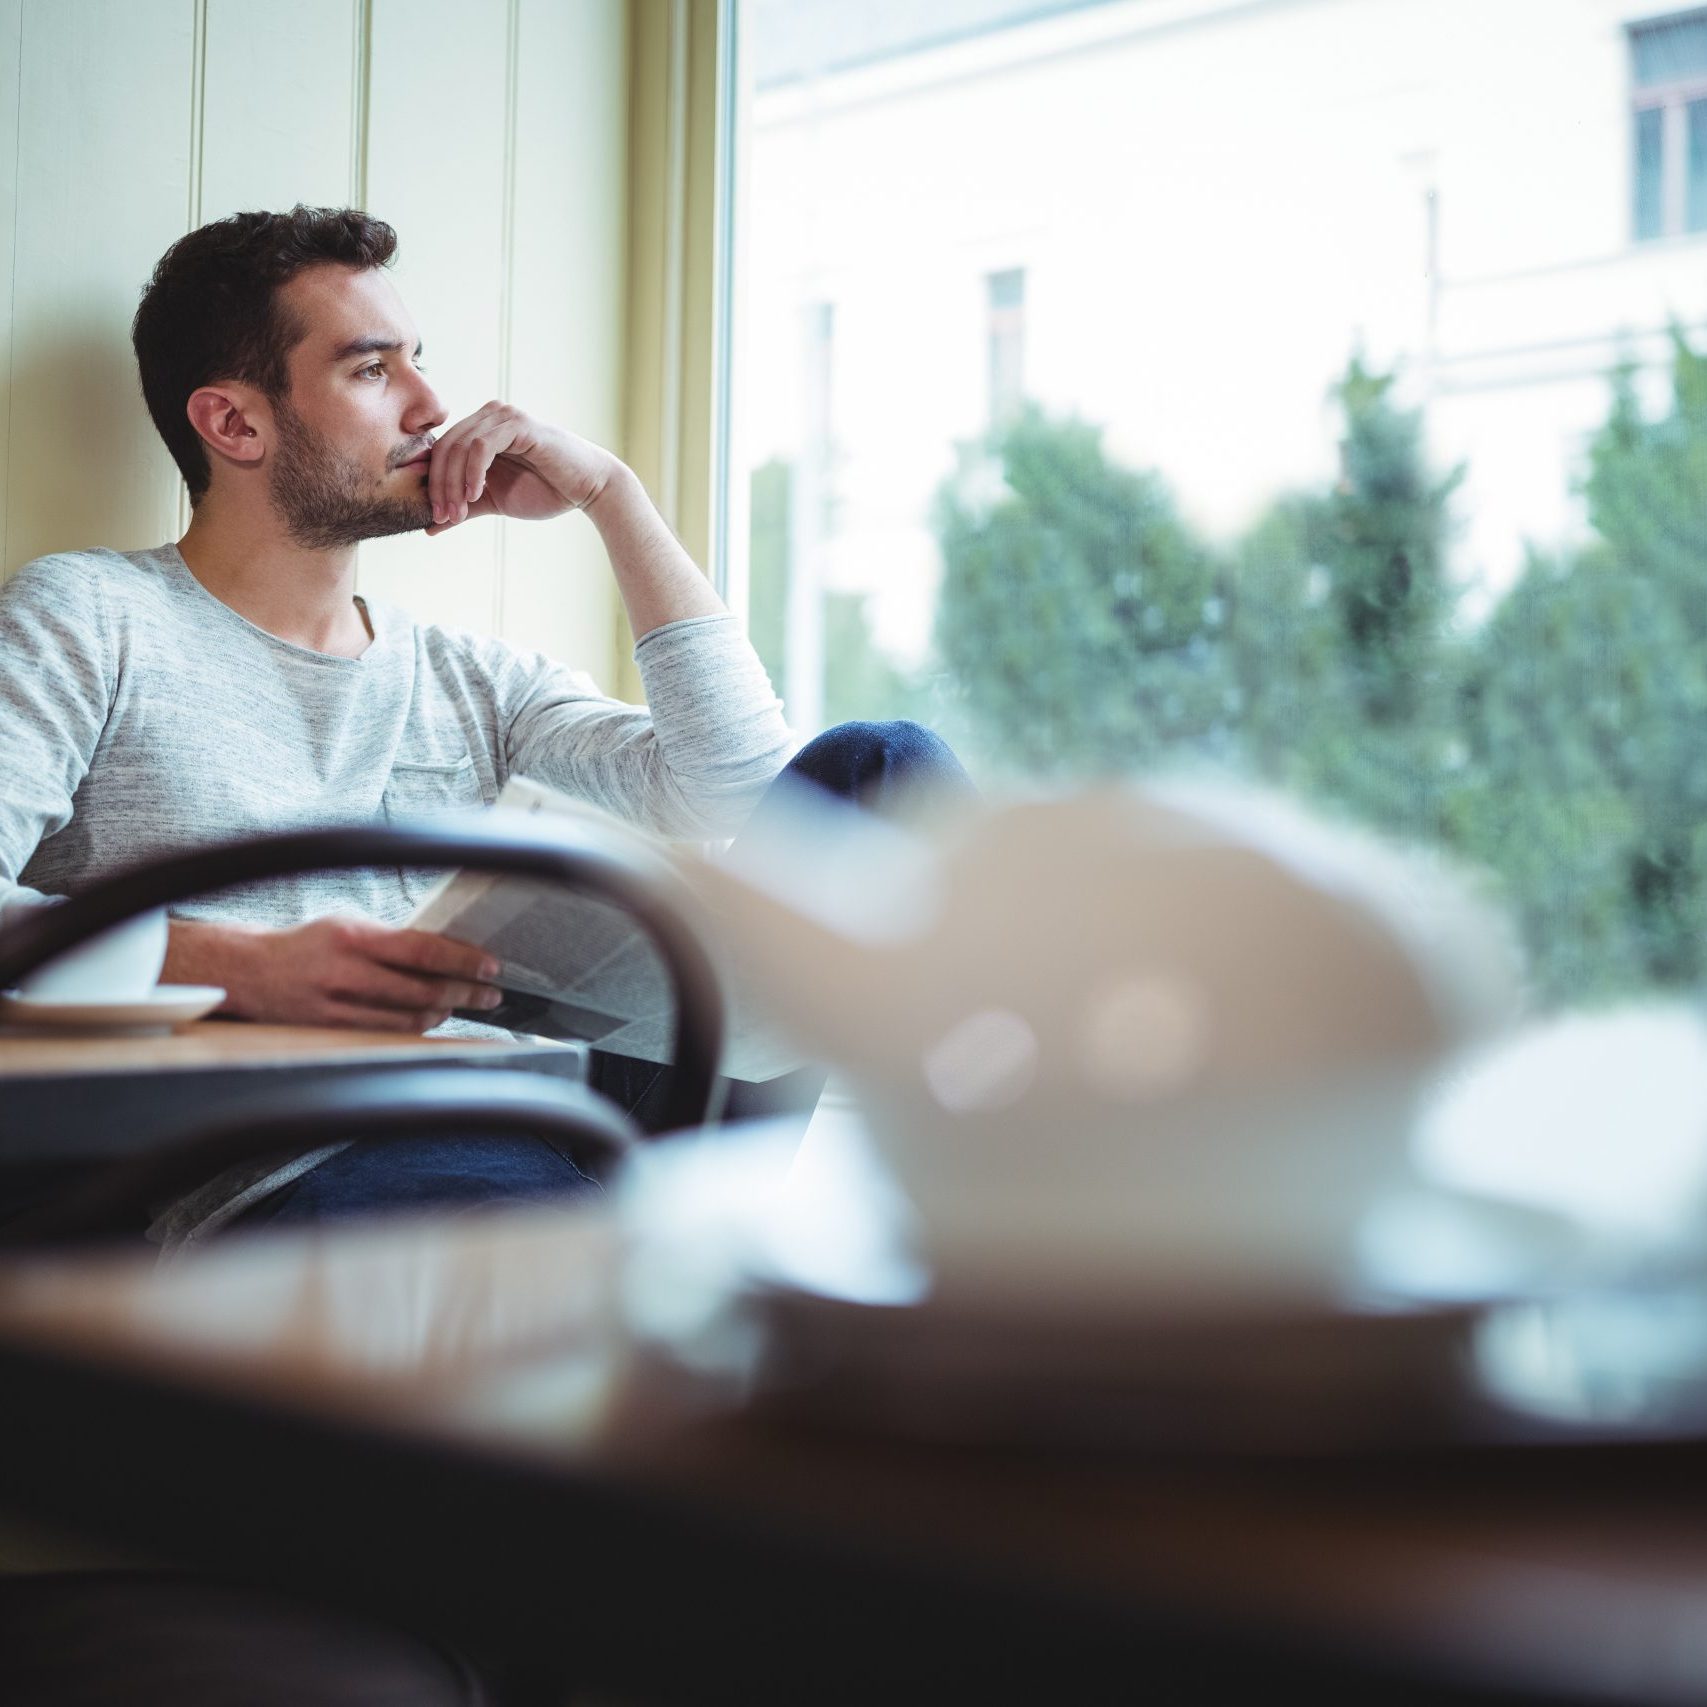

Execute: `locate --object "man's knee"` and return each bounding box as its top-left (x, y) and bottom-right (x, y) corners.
top-left (791, 718), bottom-right (928, 777)
top-left (784, 719), bottom-right (974, 812)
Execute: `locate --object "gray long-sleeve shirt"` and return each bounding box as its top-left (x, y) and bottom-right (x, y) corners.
top-left (0, 544), bottom-right (795, 921)
top-left (0, 543), bottom-right (797, 1241)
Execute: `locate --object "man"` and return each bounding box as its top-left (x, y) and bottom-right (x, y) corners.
top-left (0, 205), bottom-right (967, 1239)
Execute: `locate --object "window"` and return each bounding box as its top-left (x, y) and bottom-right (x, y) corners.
top-left (986, 267), bottom-right (1026, 424)
top-left (803, 301), bottom-right (837, 536)
top-left (746, 301), bottom-right (835, 732)
top-left (727, 0), bottom-right (1707, 1011)
top-left (1631, 10), bottom-right (1707, 240)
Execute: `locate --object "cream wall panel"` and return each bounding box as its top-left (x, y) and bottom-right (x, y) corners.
top-left (0, 0), bottom-right (632, 689)
top-left (3, 0), bottom-right (194, 577)
top-left (199, 0), bottom-right (360, 221)
top-left (355, 0), bottom-right (510, 638)
top-left (0, 0), bottom-right (22, 567)
top-left (498, 0), bottom-right (626, 675)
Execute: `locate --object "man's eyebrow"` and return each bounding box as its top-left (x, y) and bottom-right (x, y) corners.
top-left (329, 335), bottom-right (424, 363)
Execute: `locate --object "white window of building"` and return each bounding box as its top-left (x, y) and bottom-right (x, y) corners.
top-left (801, 301), bottom-right (837, 534)
top-left (1631, 10), bottom-right (1707, 240)
top-left (986, 267), bottom-right (1026, 423)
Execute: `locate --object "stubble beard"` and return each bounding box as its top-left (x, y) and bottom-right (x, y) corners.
top-left (268, 400), bottom-right (433, 550)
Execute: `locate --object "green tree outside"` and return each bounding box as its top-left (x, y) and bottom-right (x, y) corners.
top-left (1454, 334), bottom-right (1707, 1000)
top-left (931, 406), bottom-right (1233, 777)
top-left (918, 338), bottom-right (1707, 1008)
top-left (1230, 360), bottom-right (1463, 847)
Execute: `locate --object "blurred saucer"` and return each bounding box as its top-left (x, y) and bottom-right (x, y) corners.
top-left (0, 985), bottom-right (225, 1032)
top-left (728, 1181), bottom-right (1595, 1455)
top-left (621, 1110), bottom-right (1606, 1456)
top-left (742, 1280), bottom-right (1490, 1455)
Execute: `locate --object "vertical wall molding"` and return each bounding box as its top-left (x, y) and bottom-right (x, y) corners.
top-left (187, 0), bottom-right (207, 231)
top-left (351, 0), bottom-right (371, 208)
top-left (493, 0), bottom-right (520, 635)
top-left (178, 0), bottom-right (209, 536)
top-left (347, 0), bottom-right (372, 598)
top-left (0, 0), bottom-right (23, 574)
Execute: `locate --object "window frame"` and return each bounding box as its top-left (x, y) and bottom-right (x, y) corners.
top-left (1629, 10), bottom-right (1707, 242)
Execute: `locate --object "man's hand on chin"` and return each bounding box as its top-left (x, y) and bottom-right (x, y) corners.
top-left (165, 916), bottom-right (505, 1033)
top-left (418, 397), bottom-right (725, 645)
top-left (421, 404), bottom-right (623, 533)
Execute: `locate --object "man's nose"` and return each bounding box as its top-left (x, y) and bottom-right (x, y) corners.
top-left (403, 370), bottom-right (447, 434)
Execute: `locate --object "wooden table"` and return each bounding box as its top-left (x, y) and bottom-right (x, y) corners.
top-left (0, 1123), bottom-right (1703, 1706)
top-left (0, 1021), bottom-right (585, 1218)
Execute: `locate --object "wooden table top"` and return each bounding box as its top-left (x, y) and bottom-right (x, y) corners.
top-left (0, 1020), bottom-right (587, 1174)
top-left (0, 1019), bottom-right (569, 1078)
top-left (2, 1131), bottom-right (1705, 1705)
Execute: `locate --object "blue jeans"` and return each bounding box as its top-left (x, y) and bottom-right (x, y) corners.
top-left (239, 722), bottom-right (972, 1227)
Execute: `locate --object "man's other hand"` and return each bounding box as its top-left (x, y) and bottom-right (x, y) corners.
top-left (422, 403), bottom-right (619, 533)
top-left (166, 916), bottom-right (505, 1032)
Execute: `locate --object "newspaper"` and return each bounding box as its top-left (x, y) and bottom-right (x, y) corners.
top-left (408, 777), bottom-right (803, 1082)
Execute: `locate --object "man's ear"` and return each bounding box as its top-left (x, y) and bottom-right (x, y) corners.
top-left (185, 384), bottom-right (268, 469)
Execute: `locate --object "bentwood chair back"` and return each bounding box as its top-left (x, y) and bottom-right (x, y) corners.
top-left (0, 817), bottom-right (726, 1248)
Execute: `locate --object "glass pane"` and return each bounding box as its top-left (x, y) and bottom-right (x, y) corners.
top-left (986, 269), bottom-right (1026, 423)
top-left (729, 0), bottom-right (1707, 1009)
top-left (987, 268), bottom-right (1025, 311)
top-left (1635, 104), bottom-right (1666, 240)
top-left (1690, 98), bottom-right (1707, 232)
top-left (1631, 14), bottom-right (1707, 89)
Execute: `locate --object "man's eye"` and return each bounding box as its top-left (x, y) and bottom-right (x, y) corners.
top-left (357, 362), bottom-right (385, 379)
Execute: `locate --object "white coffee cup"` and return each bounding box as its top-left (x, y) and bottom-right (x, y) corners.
top-left (693, 779), bottom-right (1525, 1300)
top-left (15, 906), bottom-right (170, 1002)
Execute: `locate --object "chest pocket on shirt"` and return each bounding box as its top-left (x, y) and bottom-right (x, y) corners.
top-left (381, 754), bottom-right (489, 823)
top-left (382, 754), bottom-right (490, 910)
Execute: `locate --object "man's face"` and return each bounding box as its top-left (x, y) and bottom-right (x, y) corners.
top-left (265, 263), bottom-right (446, 549)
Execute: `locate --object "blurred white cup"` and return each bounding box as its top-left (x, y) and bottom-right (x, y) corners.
top-left (14, 906), bottom-right (170, 1001)
top-left (694, 779), bottom-right (1525, 1301)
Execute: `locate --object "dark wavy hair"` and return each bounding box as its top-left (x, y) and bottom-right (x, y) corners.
top-left (132, 205), bottom-right (398, 503)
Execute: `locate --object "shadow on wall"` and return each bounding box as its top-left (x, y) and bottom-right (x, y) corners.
top-left (4, 312), bottom-right (182, 576)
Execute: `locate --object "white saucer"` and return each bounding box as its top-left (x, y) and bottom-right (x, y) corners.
top-left (0, 985), bottom-right (226, 1032)
top-left (728, 1188), bottom-right (1599, 1458)
top-left (621, 1114), bottom-right (1618, 1455)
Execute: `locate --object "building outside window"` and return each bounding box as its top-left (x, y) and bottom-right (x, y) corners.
top-left (1631, 10), bottom-right (1707, 240)
top-left (728, 0), bottom-right (1707, 1012)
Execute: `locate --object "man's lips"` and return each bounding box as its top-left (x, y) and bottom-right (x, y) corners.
top-left (394, 446), bottom-right (433, 470)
